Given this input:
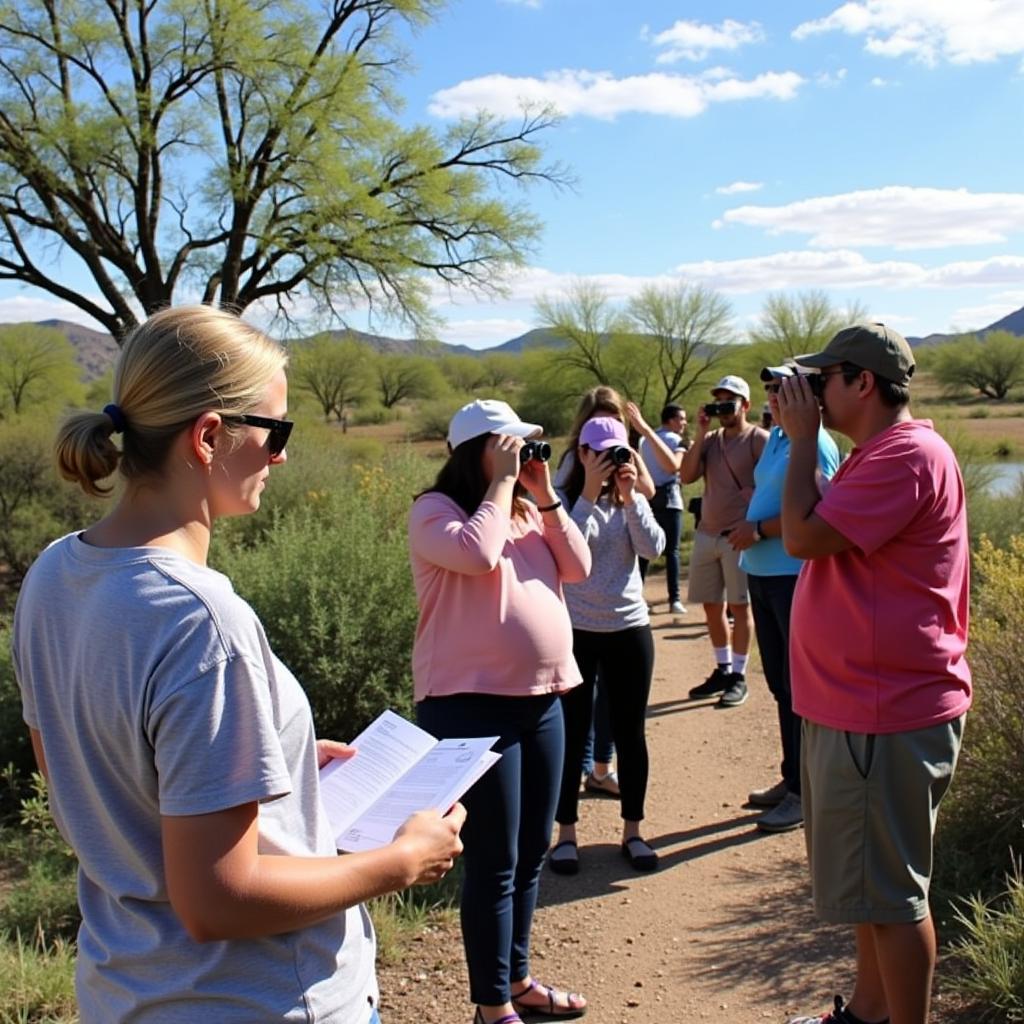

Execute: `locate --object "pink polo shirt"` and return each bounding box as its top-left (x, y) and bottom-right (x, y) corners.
top-left (791, 420), bottom-right (971, 734)
top-left (409, 495), bottom-right (591, 701)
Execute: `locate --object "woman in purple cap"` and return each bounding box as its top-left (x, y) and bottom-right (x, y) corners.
top-left (549, 415), bottom-right (665, 874)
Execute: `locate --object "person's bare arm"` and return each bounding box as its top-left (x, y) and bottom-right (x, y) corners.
top-left (162, 802), bottom-right (465, 943)
top-left (678, 408), bottom-right (709, 485)
top-left (627, 402), bottom-right (682, 475)
top-left (30, 728), bottom-right (48, 781)
top-left (776, 379), bottom-right (855, 559)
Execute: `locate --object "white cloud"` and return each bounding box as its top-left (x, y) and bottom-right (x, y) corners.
top-left (499, 0), bottom-right (542, 8)
top-left (870, 311), bottom-right (918, 326)
top-left (0, 294), bottom-right (109, 330)
top-left (715, 181), bottom-right (764, 195)
top-left (672, 249), bottom-right (926, 292)
top-left (438, 317), bottom-right (535, 349)
top-left (719, 186), bottom-right (1024, 249)
top-left (925, 255), bottom-right (1024, 286)
top-left (428, 68), bottom-right (804, 120)
top-left (816, 66), bottom-right (849, 86)
top-left (426, 254), bottom-right (1024, 322)
top-left (793, 2), bottom-right (1024, 66)
top-left (870, 75), bottom-right (892, 85)
top-left (946, 300), bottom-right (1024, 330)
top-left (651, 19), bottom-right (764, 63)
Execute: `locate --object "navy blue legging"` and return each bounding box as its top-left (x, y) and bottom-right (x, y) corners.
top-left (416, 693), bottom-right (564, 1006)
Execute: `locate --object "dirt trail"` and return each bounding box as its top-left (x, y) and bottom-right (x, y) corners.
top-left (377, 578), bottom-right (960, 1024)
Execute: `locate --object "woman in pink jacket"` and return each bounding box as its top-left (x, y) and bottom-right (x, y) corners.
top-left (409, 400), bottom-right (592, 1024)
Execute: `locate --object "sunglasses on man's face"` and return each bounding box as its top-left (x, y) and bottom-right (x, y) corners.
top-left (225, 414), bottom-right (293, 457)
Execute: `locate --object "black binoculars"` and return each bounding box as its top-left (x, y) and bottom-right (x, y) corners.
top-left (703, 400), bottom-right (738, 417)
top-left (520, 440), bottom-right (552, 464)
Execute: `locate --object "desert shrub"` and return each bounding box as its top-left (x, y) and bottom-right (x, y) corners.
top-left (0, 415), bottom-right (100, 595)
top-left (935, 536), bottom-right (1024, 908)
top-left (349, 402), bottom-right (391, 426)
top-left (0, 775), bottom-right (79, 944)
top-left (0, 930), bottom-right (77, 1024)
top-left (951, 864), bottom-right (1024, 1022)
top-left (410, 396), bottom-right (468, 441)
top-left (0, 617), bottom-right (36, 816)
top-left (212, 449), bottom-right (433, 739)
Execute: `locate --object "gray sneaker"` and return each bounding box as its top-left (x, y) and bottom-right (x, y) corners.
top-left (757, 792), bottom-right (803, 833)
top-left (748, 779), bottom-right (788, 807)
top-left (717, 673), bottom-right (748, 707)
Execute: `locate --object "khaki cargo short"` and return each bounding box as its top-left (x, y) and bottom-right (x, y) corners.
top-left (801, 715), bottom-right (965, 924)
top-left (686, 529), bottom-right (748, 605)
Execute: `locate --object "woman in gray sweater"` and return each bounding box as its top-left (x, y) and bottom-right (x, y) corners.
top-left (549, 415), bottom-right (665, 875)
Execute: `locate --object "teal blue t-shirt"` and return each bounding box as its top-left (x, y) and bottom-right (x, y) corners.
top-left (740, 426), bottom-right (841, 577)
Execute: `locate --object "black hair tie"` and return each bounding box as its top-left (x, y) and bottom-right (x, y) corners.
top-left (103, 403), bottom-right (127, 433)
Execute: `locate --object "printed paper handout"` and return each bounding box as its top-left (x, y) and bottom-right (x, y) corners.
top-left (318, 709), bottom-right (500, 853)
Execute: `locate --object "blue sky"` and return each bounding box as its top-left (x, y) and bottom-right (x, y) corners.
top-left (3, 1), bottom-right (1024, 348)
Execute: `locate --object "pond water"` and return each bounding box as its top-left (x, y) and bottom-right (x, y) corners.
top-left (984, 462), bottom-right (1024, 496)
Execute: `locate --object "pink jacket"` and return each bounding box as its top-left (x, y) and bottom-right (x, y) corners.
top-left (409, 495), bottom-right (591, 701)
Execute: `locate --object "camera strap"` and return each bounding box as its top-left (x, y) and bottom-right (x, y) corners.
top-left (717, 429), bottom-right (751, 492)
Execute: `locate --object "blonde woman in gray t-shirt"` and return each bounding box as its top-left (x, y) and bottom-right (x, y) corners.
top-left (12, 306), bottom-right (464, 1024)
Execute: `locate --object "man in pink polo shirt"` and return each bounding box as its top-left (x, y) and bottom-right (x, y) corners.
top-left (775, 324), bottom-right (971, 1024)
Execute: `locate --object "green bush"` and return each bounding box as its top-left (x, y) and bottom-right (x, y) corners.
top-left (0, 617), bottom-right (36, 818)
top-left (0, 415), bottom-right (100, 595)
top-left (212, 448), bottom-right (432, 739)
top-left (951, 864), bottom-right (1024, 1022)
top-left (410, 396), bottom-right (468, 442)
top-left (0, 775), bottom-right (79, 944)
top-left (935, 537), bottom-right (1024, 907)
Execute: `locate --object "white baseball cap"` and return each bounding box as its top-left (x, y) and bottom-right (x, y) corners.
top-left (711, 375), bottom-right (751, 401)
top-left (447, 399), bottom-right (543, 450)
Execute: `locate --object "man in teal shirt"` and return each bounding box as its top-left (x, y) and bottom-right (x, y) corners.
top-left (737, 364), bottom-right (840, 832)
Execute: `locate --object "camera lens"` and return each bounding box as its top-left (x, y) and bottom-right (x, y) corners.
top-left (610, 446), bottom-right (631, 466)
top-left (704, 401), bottom-right (736, 417)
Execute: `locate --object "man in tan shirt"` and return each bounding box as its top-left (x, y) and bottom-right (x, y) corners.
top-left (679, 375), bottom-right (768, 707)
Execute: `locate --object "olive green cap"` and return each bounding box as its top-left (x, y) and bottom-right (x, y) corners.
top-left (795, 322), bottom-right (916, 386)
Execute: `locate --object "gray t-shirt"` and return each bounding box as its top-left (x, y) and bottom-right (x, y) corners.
top-left (12, 534), bottom-right (377, 1024)
top-left (639, 427), bottom-right (685, 510)
top-left (557, 490), bottom-right (665, 632)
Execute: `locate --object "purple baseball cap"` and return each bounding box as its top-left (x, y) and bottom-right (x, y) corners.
top-left (579, 416), bottom-right (629, 450)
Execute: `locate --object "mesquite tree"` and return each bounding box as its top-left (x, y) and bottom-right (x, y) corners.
top-left (0, 0), bottom-right (565, 340)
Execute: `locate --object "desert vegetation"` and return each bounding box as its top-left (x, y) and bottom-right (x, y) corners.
top-left (1, 293), bottom-right (1024, 1021)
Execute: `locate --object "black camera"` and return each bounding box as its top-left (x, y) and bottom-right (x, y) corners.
top-left (607, 445), bottom-right (632, 466)
top-left (808, 374), bottom-right (827, 398)
top-left (703, 400), bottom-right (737, 417)
top-left (519, 440), bottom-right (552, 464)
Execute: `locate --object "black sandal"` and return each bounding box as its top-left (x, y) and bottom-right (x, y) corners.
top-left (547, 839), bottom-right (579, 876)
top-left (621, 836), bottom-right (659, 872)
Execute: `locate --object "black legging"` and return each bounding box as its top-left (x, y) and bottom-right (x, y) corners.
top-left (557, 625), bottom-right (655, 824)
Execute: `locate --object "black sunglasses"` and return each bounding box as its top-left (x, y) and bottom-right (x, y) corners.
top-left (224, 414), bottom-right (293, 457)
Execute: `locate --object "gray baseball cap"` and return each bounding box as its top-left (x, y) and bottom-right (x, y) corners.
top-left (794, 323), bottom-right (915, 385)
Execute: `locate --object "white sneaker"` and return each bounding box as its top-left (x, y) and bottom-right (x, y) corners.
top-left (757, 792), bottom-right (804, 833)
top-left (670, 601), bottom-right (687, 615)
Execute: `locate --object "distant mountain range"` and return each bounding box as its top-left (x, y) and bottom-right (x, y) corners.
top-left (21, 303), bottom-right (1024, 380)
